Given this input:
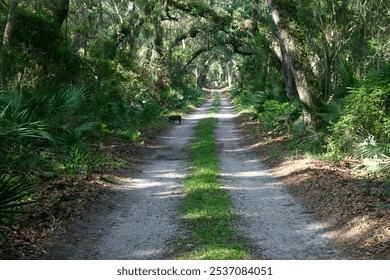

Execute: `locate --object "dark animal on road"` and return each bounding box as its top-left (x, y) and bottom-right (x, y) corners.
top-left (168, 115), bottom-right (182, 124)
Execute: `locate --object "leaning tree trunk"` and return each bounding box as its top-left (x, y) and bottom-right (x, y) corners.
top-left (266, 0), bottom-right (319, 128)
top-left (54, 0), bottom-right (70, 26)
top-left (0, 0), bottom-right (18, 89)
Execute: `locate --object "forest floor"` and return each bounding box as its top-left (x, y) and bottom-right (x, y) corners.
top-left (1, 92), bottom-right (389, 259)
top-left (234, 112), bottom-right (390, 260)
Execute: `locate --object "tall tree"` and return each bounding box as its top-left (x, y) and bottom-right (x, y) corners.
top-left (265, 0), bottom-right (319, 127)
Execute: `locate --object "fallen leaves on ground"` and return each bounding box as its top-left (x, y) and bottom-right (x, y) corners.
top-left (237, 113), bottom-right (390, 259)
top-left (0, 136), bottom-right (146, 260)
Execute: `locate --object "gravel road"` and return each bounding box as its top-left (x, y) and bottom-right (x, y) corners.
top-left (50, 99), bottom-right (213, 259)
top-left (215, 93), bottom-right (346, 259)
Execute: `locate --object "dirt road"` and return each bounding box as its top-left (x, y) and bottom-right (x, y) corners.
top-left (49, 99), bottom-right (213, 259)
top-left (50, 93), bottom-right (346, 259)
top-left (215, 93), bottom-right (345, 259)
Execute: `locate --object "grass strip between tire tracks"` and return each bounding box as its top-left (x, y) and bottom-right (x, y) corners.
top-left (178, 93), bottom-right (249, 260)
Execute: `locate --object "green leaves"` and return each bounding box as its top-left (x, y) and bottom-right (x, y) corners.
top-left (326, 64), bottom-right (390, 175)
top-left (51, 85), bottom-right (88, 113)
top-left (0, 85), bottom-right (99, 179)
top-left (0, 175), bottom-right (34, 239)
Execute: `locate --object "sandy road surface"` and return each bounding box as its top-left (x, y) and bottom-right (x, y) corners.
top-left (215, 93), bottom-right (346, 259)
top-left (50, 93), bottom-right (346, 260)
top-left (50, 99), bottom-right (213, 259)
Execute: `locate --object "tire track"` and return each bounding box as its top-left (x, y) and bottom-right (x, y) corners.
top-left (215, 93), bottom-right (346, 260)
top-left (49, 99), bottom-right (213, 259)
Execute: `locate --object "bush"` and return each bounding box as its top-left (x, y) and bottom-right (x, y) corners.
top-left (258, 100), bottom-right (299, 131)
top-left (328, 64), bottom-right (390, 175)
top-left (328, 64), bottom-right (390, 154)
top-left (0, 86), bottom-right (97, 180)
top-left (0, 175), bottom-right (34, 239)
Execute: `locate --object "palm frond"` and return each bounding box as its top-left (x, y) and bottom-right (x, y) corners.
top-left (74, 121), bottom-right (98, 134)
top-left (0, 175), bottom-right (34, 238)
top-left (56, 84), bottom-right (88, 111)
top-left (359, 143), bottom-right (390, 158)
top-left (334, 60), bottom-right (357, 99)
top-left (318, 100), bottom-right (342, 124)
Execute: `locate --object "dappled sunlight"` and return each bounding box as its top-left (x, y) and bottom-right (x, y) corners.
top-left (218, 136), bottom-right (242, 141)
top-left (219, 105), bottom-right (236, 110)
top-left (223, 147), bottom-right (254, 153)
top-left (185, 112), bottom-right (210, 120)
top-left (213, 94), bottom-right (347, 259)
top-left (153, 172), bottom-right (186, 179)
top-left (145, 168), bottom-right (179, 173)
top-left (339, 215), bottom-right (374, 239)
top-left (131, 178), bottom-right (171, 188)
top-left (158, 135), bottom-right (185, 140)
top-left (182, 209), bottom-right (230, 221)
top-left (152, 190), bottom-right (183, 199)
top-left (222, 170), bottom-right (268, 178)
top-left (216, 112), bottom-right (236, 119)
top-left (323, 214), bottom-right (390, 258)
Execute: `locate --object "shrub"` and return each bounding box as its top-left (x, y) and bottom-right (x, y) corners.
top-left (328, 64), bottom-right (390, 154)
top-left (328, 64), bottom-right (390, 175)
top-left (258, 100), bottom-right (299, 131)
top-left (0, 175), bottom-right (34, 239)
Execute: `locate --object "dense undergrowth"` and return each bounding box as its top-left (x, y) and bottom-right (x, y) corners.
top-left (0, 82), bottom-right (203, 239)
top-left (1, 0), bottom-right (389, 254)
top-left (231, 64), bottom-right (390, 181)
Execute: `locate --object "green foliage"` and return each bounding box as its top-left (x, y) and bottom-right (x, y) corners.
top-left (229, 88), bottom-right (254, 112)
top-left (210, 91), bottom-right (221, 114)
top-left (0, 175), bottom-right (34, 239)
top-left (258, 100), bottom-right (299, 131)
top-left (328, 64), bottom-right (390, 175)
top-left (0, 86), bottom-right (98, 180)
top-left (1, 8), bottom-right (83, 87)
top-left (333, 60), bottom-right (357, 100)
top-left (318, 100), bottom-right (342, 128)
top-left (62, 146), bottom-right (103, 177)
top-left (330, 65), bottom-right (390, 147)
top-left (119, 129), bottom-right (142, 142)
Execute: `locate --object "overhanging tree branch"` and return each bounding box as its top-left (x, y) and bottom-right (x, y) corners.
top-left (181, 44), bottom-right (217, 74)
top-left (167, 0), bottom-right (258, 34)
top-left (167, 0), bottom-right (281, 60)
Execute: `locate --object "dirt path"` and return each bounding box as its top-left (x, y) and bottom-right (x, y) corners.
top-left (215, 93), bottom-right (347, 259)
top-left (50, 93), bottom-right (347, 260)
top-left (49, 99), bottom-right (213, 259)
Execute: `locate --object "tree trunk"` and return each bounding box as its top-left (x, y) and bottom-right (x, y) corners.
top-left (196, 62), bottom-right (209, 88)
top-left (278, 35), bottom-right (298, 99)
top-left (266, 0), bottom-right (319, 127)
top-left (0, 0), bottom-right (18, 89)
top-left (53, 0), bottom-right (70, 26)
